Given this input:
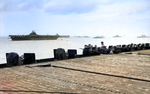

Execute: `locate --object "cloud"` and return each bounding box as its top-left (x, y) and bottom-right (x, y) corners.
top-left (0, 0), bottom-right (43, 12)
top-left (95, 0), bottom-right (149, 16)
top-left (17, 2), bottom-right (42, 11)
top-left (43, 1), bottom-right (97, 14)
top-left (0, 0), bottom-right (150, 36)
top-left (0, 0), bottom-right (98, 14)
top-left (0, 2), bottom-right (13, 11)
top-left (0, 0), bottom-right (149, 15)
top-left (105, 3), bottom-right (147, 14)
top-left (82, 0), bottom-right (150, 23)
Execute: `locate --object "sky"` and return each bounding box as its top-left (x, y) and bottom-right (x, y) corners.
top-left (0, 0), bottom-right (150, 37)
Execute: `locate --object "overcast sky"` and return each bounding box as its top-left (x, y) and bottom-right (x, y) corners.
top-left (0, 0), bottom-right (150, 37)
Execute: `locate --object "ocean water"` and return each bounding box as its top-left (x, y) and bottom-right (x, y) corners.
top-left (0, 36), bottom-right (149, 64)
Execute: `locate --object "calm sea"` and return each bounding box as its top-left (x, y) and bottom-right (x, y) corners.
top-left (0, 36), bottom-right (149, 64)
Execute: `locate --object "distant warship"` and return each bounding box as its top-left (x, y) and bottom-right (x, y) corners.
top-left (113, 35), bottom-right (122, 38)
top-left (93, 36), bottom-right (104, 38)
top-left (9, 31), bottom-right (59, 41)
top-left (137, 35), bottom-right (150, 38)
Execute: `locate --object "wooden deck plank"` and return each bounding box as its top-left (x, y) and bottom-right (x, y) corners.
top-left (0, 50), bottom-right (150, 94)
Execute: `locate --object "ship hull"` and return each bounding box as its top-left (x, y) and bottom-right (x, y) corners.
top-left (58, 35), bottom-right (70, 38)
top-left (93, 36), bottom-right (104, 38)
top-left (137, 34), bottom-right (150, 38)
top-left (9, 35), bottom-right (58, 41)
top-left (137, 37), bottom-right (150, 38)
